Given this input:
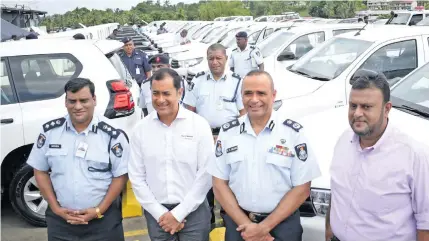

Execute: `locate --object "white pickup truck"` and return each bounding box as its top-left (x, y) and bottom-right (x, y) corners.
top-left (274, 25), bottom-right (429, 118)
top-left (295, 61), bottom-right (429, 241)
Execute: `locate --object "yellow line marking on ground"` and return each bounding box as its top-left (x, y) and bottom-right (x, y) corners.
top-left (124, 218), bottom-right (224, 237)
top-left (124, 229), bottom-right (148, 237)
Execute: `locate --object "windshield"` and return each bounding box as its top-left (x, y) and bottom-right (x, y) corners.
top-left (218, 27), bottom-right (242, 45)
top-left (201, 26), bottom-right (224, 44)
top-left (259, 31), bottom-right (294, 58)
top-left (192, 24), bottom-right (213, 39)
top-left (220, 28), bottom-right (248, 47)
top-left (388, 13), bottom-right (411, 25)
top-left (391, 63), bottom-right (429, 108)
top-left (290, 37), bottom-right (373, 80)
top-left (417, 17), bottom-right (429, 26)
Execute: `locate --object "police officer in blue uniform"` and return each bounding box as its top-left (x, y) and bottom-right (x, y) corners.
top-left (208, 70), bottom-right (321, 241)
top-left (120, 37), bottom-right (152, 87)
top-left (27, 78), bottom-right (129, 241)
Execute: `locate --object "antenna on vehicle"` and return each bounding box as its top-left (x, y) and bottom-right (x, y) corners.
top-left (354, 22), bottom-right (368, 36)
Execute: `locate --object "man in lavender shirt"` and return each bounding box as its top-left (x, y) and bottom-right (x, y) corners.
top-left (325, 70), bottom-right (429, 241)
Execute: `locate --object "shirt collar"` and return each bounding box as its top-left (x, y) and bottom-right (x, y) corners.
top-left (152, 104), bottom-right (188, 121)
top-left (65, 115), bottom-right (99, 136)
top-left (241, 111), bottom-right (277, 136)
top-left (207, 70), bottom-right (228, 82)
top-left (237, 45), bottom-right (250, 53)
top-left (351, 119), bottom-right (392, 151)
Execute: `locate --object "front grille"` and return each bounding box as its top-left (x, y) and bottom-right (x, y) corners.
top-left (299, 196), bottom-right (315, 217)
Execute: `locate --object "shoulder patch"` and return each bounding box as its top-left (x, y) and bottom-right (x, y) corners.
top-left (98, 121), bottom-right (120, 139)
top-left (232, 73), bottom-right (241, 80)
top-left (195, 71), bottom-right (205, 78)
top-left (43, 117), bottom-right (66, 132)
top-left (222, 119), bottom-right (240, 132)
top-left (283, 119), bottom-right (303, 132)
top-left (188, 81), bottom-right (195, 91)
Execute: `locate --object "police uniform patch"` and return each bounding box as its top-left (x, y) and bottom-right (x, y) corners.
top-left (111, 143), bottom-right (123, 157)
top-left (215, 140), bottom-right (223, 157)
top-left (226, 146), bottom-right (238, 153)
top-left (195, 71), bottom-right (205, 78)
top-left (188, 82), bottom-right (195, 91)
top-left (295, 143), bottom-right (308, 162)
top-left (232, 73), bottom-right (241, 80)
top-left (37, 133), bottom-right (46, 148)
top-left (283, 119), bottom-right (303, 132)
top-left (98, 121), bottom-right (120, 139)
top-left (43, 117), bottom-right (66, 132)
top-left (255, 50), bottom-right (260, 57)
top-left (222, 119), bottom-right (240, 132)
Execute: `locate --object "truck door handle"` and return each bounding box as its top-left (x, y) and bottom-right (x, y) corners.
top-left (1, 118), bottom-right (14, 124)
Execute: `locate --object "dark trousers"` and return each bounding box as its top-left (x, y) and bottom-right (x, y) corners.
top-left (45, 204), bottom-right (124, 241)
top-left (144, 200), bottom-right (211, 241)
top-left (206, 188), bottom-right (215, 224)
top-left (223, 209), bottom-right (303, 241)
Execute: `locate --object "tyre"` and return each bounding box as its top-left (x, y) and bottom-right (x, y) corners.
top-left (9, 164), bottom-right (47, 227)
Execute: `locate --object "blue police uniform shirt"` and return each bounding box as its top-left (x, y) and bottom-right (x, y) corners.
top-left (208, 111), bottom-right (321, 213)
top-left (121, 49), bottom-right (152, 86)
top-left (26, 115), bottom-right (129, 210)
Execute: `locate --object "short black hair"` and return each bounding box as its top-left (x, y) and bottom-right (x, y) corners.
top-left (351, 69), bottom-right (390, 103)
top-left (245, 70), bottom-right (275, 92)
top-left (150, 68), bottom-right (182, 90)
top-left (64, 78), bottom-right (95, 97)
top-left (207, 43), bottom-right (227, 56)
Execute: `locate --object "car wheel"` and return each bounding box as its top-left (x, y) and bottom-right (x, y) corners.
top-left (9, 164), bottom-right (47, 227)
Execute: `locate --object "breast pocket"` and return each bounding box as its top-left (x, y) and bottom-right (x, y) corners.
top-left (226, 152), bottom-right (245, 178)
top-left (197, 92), bottom-right (210, 107)
top-left (85, 149), bottom-right (112, 180)
top-left (46, 149), bottom-right (68, 174)
top-left (175, 139), bottom-right (198, 167)
top-left (265, 153), bottom-right (293, 189)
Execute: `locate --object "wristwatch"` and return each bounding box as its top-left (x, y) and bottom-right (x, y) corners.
top-left (95, 207), bottom-right (104, 219)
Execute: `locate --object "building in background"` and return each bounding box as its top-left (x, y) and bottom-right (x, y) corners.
top-left (1, 5), bottom-right (46, 28)
top-left (367, 0), bottom-right (423, 10)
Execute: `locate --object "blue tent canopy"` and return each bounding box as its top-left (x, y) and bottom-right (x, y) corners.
top-left (1, 18), bottom-right (30, 41)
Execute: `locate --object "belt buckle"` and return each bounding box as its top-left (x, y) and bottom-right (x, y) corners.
top-left (248, 212), bottom-right (258, 222)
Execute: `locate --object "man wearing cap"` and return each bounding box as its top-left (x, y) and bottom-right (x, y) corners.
top-left (139, 54), bottom-right (186, 117)
top-left (120, 37), bottom-right (152, 88)
top-left (229, 31), bottom-right (264, 78)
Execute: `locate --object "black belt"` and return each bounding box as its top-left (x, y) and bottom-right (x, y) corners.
top-left (241, 208), bottom-right (270, 223)
top-left (211, 127), bottom-right (221, 135)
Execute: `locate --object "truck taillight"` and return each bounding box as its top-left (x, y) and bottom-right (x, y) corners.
top-left (104, 80), bottom-right (135, 119)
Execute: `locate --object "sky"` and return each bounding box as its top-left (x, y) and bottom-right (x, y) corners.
top-left (3, 0), bottom-right (198, 15)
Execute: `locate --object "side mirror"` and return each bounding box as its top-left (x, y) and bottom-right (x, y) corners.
top-left (277, 50), bottom-right (296, 61)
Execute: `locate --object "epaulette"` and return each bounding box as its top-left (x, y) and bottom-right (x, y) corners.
top-left (250, 45), bottom-right (255, 49)
top-left (222, 119), bottom-right (240, 132)
top-left (283, 119), bottom-right (303, 132)
top-left (232, 48), bottom-right (238, 52)
top-left (232, 73), bottom-right (241, 80)
top-left (43, 117), bottom-right (66, 132)
top-left (98, 121), bottom-right (121, 139)
top-left (195, 71), bottom-right (205, 78)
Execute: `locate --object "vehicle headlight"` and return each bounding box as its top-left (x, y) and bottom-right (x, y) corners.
top-left (179, 57), bottom-right (203, 68)
top-left (310, 188), bottom-right (331, 216)
top-left (273, 100), bottom-right (283, 111)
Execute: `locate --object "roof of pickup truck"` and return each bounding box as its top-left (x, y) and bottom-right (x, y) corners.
top-left (338, 25), bottom-right (429, 42)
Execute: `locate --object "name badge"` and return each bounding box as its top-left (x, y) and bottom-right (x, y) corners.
top-left (136, 67), bottom-right (141, 75)
top-left (49, 144), bottom-right (61, 149)
top-left (226, 146), bottom-right (238, 153)
top-left (75, 142), bottom-right (88, 158)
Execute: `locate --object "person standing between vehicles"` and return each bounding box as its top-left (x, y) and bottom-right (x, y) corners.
top-left (26, 78), bottom-right (129, 241)
top-left (128, 68), bottom-right (213, 241)
top-left (157, 22), bottom-right (168, 35)
top-left (108, 29), bottom-right (118, 39)
top-left (183, 43), bottom-right (247, 225)
top-left (229, 31), bottom-right (264, 78)
top-left (325, 70), bottom-right (429, 241)
top-left (209, 70), bottom-right (321, 241)
top-left (120, 37), bottom-right (152, 88)
top-left (139, 54), bottom-right (186, 117)
top-left (176, 29), bottom-right (191, 45)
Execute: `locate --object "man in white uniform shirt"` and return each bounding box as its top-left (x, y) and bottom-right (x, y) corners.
top-left (128, 68), bottom-right (213, 241)
top-left (229, 31), bottom-right (264, 78)
top-left (176, 29), bottom-right (191, 45)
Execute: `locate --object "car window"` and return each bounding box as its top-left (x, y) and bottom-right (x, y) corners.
top-left (409, 14), bottom-right (423, 25)
top-left (388, 13), bottom-right (411, 25)
top-left (108, 52), bottom-right (133, 87)
top-left (259, 31), bottom-right (294, 58)
top-left (357, 39), bottom-right (417, 85)
top-left (284, 32), bottom-right (325, 59)
top-left (263, 28), bottom-right (274, 39)
top-left (391, 63), bottom-right (429, 108)
top-left (9, 54), bottom-right (83, 103)
top-left (333, 29), bottom-right (360, 36)
top-left (1, 59), bottom-right (17, 105)
top-left (248, 30), bottom-right (262, 45)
